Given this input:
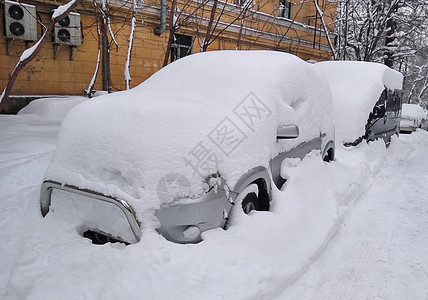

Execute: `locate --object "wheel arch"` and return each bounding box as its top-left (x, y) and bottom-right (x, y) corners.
top-left (232, 166), bottom-right (271, 211)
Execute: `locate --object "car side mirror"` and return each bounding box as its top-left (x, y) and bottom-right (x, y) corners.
top-left (277, 124), bottom-right (299, 139)
top-left (373, 105), bottom-right (386, 118)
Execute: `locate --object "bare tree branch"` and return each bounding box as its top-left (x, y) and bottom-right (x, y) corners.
top-left (124, 0), bottom-right (137, 89)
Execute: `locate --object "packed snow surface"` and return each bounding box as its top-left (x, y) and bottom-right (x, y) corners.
top-left (1, 97), bottom-right (428, 299)
top-left (43, 51), bottom-right (334, 224)
top-left (316, 61), bottom-right (403, 144)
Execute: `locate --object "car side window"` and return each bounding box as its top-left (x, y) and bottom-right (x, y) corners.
top-left (386, 89), bottom-right (394, 111)
top-left (392, 90), bottom-right (402, 116)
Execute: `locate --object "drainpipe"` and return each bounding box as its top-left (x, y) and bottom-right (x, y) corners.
top-left (154, 0), bottom-right (166, 36)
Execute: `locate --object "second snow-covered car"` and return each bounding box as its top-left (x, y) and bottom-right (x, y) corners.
top-left (316, 61), bottom-right (403, 146)
top-left (40, 51), bottom-right (335, 244)
top-left (400, 103), bottom-right (427, 133)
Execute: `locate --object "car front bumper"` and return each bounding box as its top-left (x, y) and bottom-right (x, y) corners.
top-left (40, 179), bottom-right (235, 244)
top-left (400, 119), bottom-right (417, 133)
top-left (400, 125), bottom-right (417, 133)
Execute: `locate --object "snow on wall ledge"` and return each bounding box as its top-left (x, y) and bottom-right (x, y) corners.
top-left (315, 61), bottom-right (403, 144)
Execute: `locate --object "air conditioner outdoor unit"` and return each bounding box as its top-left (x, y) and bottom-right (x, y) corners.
top-left (53, 12), bottom-right (81, 46)
top-left (2, 0), bottom-right (37, 41)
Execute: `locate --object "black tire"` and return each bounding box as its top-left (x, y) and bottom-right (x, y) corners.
top-left (225, 184), bottom-right (259, 229)
top-left (241, 191), bottom-right (258, 214)
top-left (323, 148), bottom-right (335, 162)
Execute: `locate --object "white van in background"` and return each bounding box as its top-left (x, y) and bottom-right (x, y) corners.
top-left (400, 103), bottom-right (427, 133)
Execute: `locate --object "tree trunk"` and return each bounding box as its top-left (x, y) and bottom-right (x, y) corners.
top-left (124, 0), bottom-right (137, 89)
top-left (162, 0), bottom-right (177, 67)
top-left (384, 15), bottom-right (397, 67)
top-left (87, 6), bottom-right (102, 98)
top-left (101, 19), bottom-right (111, 92)
top-left (201, 0), bottom-right (218, 52)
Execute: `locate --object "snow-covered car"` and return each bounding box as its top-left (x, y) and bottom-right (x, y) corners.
top-left (315, 61), bottom-right (403, 146)
top-left (40, 51), bottom-right (335, 244)
top-left (400, 103), bottom-right (427, 133)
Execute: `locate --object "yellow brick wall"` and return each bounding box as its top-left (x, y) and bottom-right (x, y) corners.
top-left (258, 0), bottom-right (336, 29)
top-left (0, 3), bottom-right (168, 95)
top-left (0, 0), bottom-right (335, 96)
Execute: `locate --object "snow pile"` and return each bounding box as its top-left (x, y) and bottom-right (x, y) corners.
top-left (18, 96), bottom-right (86, 122)
top-left (316, 61), bottom-right (403, 144)
top-left (0, 97), bottom-right (84, 162)
top-left (2, 104), bottom-right (428, 299)
top-left (280, 133), bottom-right (428, 299)
top-left (43, 51), bottom-right (334, 224)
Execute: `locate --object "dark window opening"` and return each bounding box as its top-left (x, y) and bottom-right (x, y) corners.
top-left (171, 34), bottom-right (193, 63)
top-left (279, 0), bottom-right (292, 19)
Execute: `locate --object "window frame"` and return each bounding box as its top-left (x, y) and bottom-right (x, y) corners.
top-left (279, 0), bottom-right (292, 19)
top-left (170, 34), bottom-right (193, 63)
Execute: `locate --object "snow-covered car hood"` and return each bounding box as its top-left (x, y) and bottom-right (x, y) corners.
top-left (315, 61), bottom-right (403, 144)
top-left (44, 51), bottom-right (333, 214)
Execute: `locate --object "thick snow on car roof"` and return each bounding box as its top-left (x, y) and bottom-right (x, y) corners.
top-left (401, 103), bottom-right (426, 119)
top-left (44, 51), bottom-right (333, 216)
top-left (316, 61), bottom-right (403, 144)
top-left (141, 50), bottom-right (323, 105)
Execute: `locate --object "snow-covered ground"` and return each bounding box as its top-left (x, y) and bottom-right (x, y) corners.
top-left (1, 98), bottom-right (428, 299)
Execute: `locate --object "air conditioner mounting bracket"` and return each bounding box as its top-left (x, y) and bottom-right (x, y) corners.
top-left (53, 44), bottom-right (78, 60)
top-left (6, 38), bottom-right (14, 55)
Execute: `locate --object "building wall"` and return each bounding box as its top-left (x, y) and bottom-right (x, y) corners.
top-left (0, 2), bottom-right (168, 94)
top-left (0, 0), bottom-right (336, 97)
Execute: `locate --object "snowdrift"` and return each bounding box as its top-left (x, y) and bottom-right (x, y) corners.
top-left (18, 96), bottom-right (86, 122)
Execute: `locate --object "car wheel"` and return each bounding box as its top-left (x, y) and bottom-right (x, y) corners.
top-left (323, 148), bottom-right (335, 162)
top-left (237, 184), bottom-right (260, 212)
top-left (225, 184), bottom-right (259, 229)
top-left (241, 190), bottom-right (258, 213)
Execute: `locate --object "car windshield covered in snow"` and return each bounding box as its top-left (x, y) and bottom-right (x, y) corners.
top-left (41, 51), bottom-right (335, 244)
